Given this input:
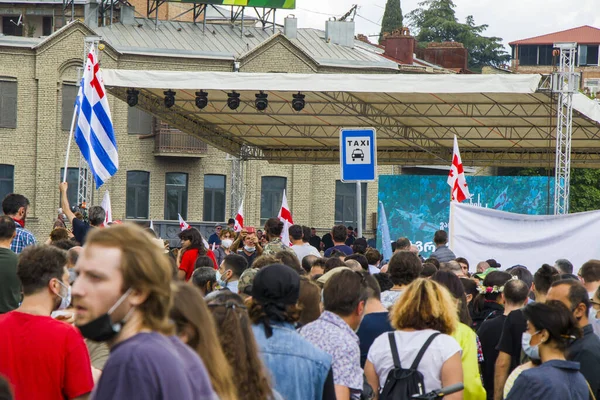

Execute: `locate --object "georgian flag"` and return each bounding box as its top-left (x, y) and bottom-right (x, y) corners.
top-left (101, 190), bottom-right (112, 226)
top-left (277, 190), bottom-right (293, 246)
top-left (234, 200), bottom-right (244, 232)
top-left (178, 214), bottom-right (189, 231)
top-left (447, 135), bottom-right (471, 202)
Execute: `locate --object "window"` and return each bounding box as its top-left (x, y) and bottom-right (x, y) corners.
top-left (0, 165), bottom-right (14, 201)
top-left (60, 168), bottom-right (85, 208)
top-left (518, 45), bottom-right (537, 66)
top-left (0, 80), bottom-right (17, 129)
top-left (203, 174), bottom-right (226, 222)
top-left (42, 17), bottom-right (53, 36)
top-left (2, 17), bottom-right (23, 36)
top-left (61, 84), bottom-right (78, 131)
top-left (165, 173), bottom-right (188, 220)
top-left (538, 45), bottom-right (555, 66)
top-left (126, 171), bottom-right (149, 219)
top-left (335, 181), bottom-right (367, 230)
top-left (586, 45), bottom-right (599, 66)
top-left (127, 107), bottom-right (153, 135)
top-left (260, 176), bottom-right (287, 224)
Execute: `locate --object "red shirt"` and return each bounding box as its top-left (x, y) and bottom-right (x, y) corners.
top-left (179, 249), bottom-right (218, 281)
top-left (0, 311), bottom-right (94, 400)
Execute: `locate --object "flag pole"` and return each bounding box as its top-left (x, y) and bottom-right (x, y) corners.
top-left (62, 111), bottom-right (78, 183)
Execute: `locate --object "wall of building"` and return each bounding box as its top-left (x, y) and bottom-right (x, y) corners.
top-left (0, 22), bottom-right (395, 242)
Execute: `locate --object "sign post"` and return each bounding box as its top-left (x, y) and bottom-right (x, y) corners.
top-left (340, 128), bottom-right (377, 238)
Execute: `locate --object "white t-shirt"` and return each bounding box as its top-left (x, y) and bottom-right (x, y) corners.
top-left (367, 329), bottom-right (461, 394)
top-left (291, 243), bottom-right (321, 262)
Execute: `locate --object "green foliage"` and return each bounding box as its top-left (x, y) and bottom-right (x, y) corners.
top-left (406, 0), bottom-right (510, 72)
top-left (497, 167), bottom-right (600, 213)
top-left (379, 0), bottom-right (404, 43)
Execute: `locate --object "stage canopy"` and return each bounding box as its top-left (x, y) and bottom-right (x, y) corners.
top-left (102, 71), bottom-right (600, 167)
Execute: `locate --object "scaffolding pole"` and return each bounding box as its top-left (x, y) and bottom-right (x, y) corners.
top-left (552, 42), bottom-right (578, 215)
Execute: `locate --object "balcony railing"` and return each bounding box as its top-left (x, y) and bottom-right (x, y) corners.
top-left (154, 121), bottom-right (208, 157)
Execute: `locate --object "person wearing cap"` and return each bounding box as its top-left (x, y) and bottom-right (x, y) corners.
top-left (249, 264), bottom-right (333, 400)
top-left (237, 267), bottom-right (258, 299)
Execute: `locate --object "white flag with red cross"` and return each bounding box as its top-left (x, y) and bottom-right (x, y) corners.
top-left (178, 214), bottom-right (189, 231)
top-left (447, 136), bottom-right (471, 202)
top-left (277, 190), bottom-right (293, 246)
top-left (234, 201), bottom-right (244, 233)
top-left (101, 190), bottom-right (112, 226)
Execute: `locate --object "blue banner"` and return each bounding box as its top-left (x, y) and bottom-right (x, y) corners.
top-left (377, 175), bottom-right (555, 258)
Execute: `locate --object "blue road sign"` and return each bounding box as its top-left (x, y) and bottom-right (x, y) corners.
top-left (340, 128), bottom-right (377, 182)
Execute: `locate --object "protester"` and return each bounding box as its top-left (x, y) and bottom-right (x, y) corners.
top-left (509, 267), bottom-right (533, 295)
top-left (478, 279), bottom-right (529, 400)
top-left (237, 267), bottom-right (258, 300)
top-left (345, 226), bottom-right (356, 246)
top-left (298, 277), bottom-right (322, 327)
top-left (195, 255), bottom-right (215, 270)
top-left (310, 258), bottom-right (327, 277)
top-left (380, 251), bottom-right (422, 309)
top-left (273, 250), bottom-right (303, 275)
top-left (323, 225), bottom-right (353, 257)
top-left (554, 259), bottom-right (574, 275)
top-left (547, 279), bottom-right (600, 398)
top-left (357, 272), bottom-right (393, 368)
top-left (345, 259), bottom-right (364, 272)
top-left (456, 257), bottom-right (470, 276)
top-left (352, 237), bottom-right (368, 255)
top-left (235, 230), bottom-right (262, 267)
top-left (170, 282), bottom-right (237, 399)
top-left (0, 245), bottom-right (93, 400)
top-left (249, 264), bottom-right (333, 399)
top-left (72, 224), bottom-right (217, 400)
top-left (48, 227), bottom-right (71, 243)
top-left (217, 253), bottom-right (248, 294)
top-left (421, 263), bottom-right (438, 278)
top-left (345, 253), bottom-right (369, 272)
top-left (207, 291), bottom-right (280, 400)
top-left (393, 237), bottom-right (411, 253)
top-left (177, 227), bottom-right (217, 281)
top-left (252, 254), bottom-right (279, 270)
top-left (532, 264), bottom-right (560, 303)
top-left (302, 254), bottom-right (319, 275)
top-left (430, 230), bottom-right (455, 262)
top-left (192, 267), bottom-right (217, 296)
top-left (365, 279), bottom-right (463, 400)
top-left (262, 218), bottom-right (294, 256)
top-left (365, 248), bottom-right (381, 274)
top-left (432, 271), bottom-right (486, 399)
top-left (461, 277), bottom-right (478, 306)
top-left (324, 256), bottom-right (347, 273)
top-left (59, 183), bottom-right (105, 245)
top-left (214, 228), bottom-right (235, 266)
top-left (504, 301), bottom-right (588, 400)
top-left (471, 271), bottom-right (512, 330)
top-left (476, 261), bottom-right (491, 274)
top-left (441, 260), bottom-right (466, 278)
top-left (321, 231), bottom-right (334, 251)
top-left (2, 193), bottom-right (36, 254)
top-left (290, 225), bottom-right (320, 261)
top-left (208, 224), bottom-right (222, 247)
top-left (0, 216), bottom-right (19, 314)
top-left (300, 269), bottom-right (368, 399)
top-left (578, 260), bottom-right (600, 298)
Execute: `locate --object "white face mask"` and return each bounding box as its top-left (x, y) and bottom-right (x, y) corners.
top-left (221, 239), bottom-right (233, 249)
top-left (57, 280), bottom-right (72, 311)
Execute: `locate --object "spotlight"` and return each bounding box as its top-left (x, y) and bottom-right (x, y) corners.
top-left (227, 91), bottom-right (240, 110)
top-left (164, 90), bottom-right (176, 108)
top-left (292, 92), bottom-right (305, 112)
top-left (195, 90), bottom-right (208, 109)
top-left (255, 91), bottom-right (268, 111)
top-left (126, 88), bottom-right (139, 107)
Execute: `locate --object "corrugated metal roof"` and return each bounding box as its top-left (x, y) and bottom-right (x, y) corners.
top-left (95, 19), bottom-right (398, 70)
top-left (0, 34), bottom-right (41, 47)
top-left (509, 25), bottom-right (600, 46)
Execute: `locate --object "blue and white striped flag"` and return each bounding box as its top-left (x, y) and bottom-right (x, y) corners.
top-left (378, 201), bottom-right (393, 262)
top-left (74, 47), bottom-right (118, 188)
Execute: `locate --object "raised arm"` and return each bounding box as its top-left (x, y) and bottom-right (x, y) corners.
top-left (59, 182), bottom-right (76, 224)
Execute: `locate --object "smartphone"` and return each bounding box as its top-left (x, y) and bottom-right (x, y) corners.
top-left (246, 226), bottom-right (256, 234)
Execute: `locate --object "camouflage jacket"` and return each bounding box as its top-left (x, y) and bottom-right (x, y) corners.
top-left (262, 238), bottom-right (294, 256)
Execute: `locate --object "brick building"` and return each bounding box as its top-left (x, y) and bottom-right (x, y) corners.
top-left (509, 25), bottom-right (600, 95)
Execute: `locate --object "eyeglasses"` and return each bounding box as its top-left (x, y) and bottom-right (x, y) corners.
top-left (216, 227), bottom-right (222, 230)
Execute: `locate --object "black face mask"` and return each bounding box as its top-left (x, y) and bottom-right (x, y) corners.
top-left (77, 289), bottom-right (132, 342)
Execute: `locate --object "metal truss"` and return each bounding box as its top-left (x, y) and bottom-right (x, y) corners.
top-left (553, 43), bottom-right (577, 215)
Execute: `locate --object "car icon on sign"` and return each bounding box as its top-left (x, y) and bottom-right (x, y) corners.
top-left (352, 148), bottom-right (364, 162)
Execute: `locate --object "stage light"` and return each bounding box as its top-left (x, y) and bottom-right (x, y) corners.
top-left (164, 90), bottom-right (176, 108)
top-left (292, 92), bottom-right (305, 112)
top-left (195, 90), bottom-right (208, 109)
top-left (227, 91), bottom-right (240, 110)
top-left (255, 91), bottom-right (268, 111)
top-left (126, 88), bottom-right (139, 107)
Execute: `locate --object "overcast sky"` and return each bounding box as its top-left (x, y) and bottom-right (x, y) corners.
top-left (275, 0), bottom-right (600, 51)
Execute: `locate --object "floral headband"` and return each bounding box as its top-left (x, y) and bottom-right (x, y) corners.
top-left (477, 275), bottom-right (518, 294)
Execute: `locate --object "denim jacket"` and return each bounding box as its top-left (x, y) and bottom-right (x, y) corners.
top-left (252, 322), bottom-right (332, 400)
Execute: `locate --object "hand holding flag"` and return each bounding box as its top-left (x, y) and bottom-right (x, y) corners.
top-left (447, 136), bottom-right (471, 202)
top-left (278, 190), bottom-right (293, 246)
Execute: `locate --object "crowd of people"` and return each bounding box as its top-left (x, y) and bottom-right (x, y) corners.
top-left (0, 187), bottom-right (600, 400)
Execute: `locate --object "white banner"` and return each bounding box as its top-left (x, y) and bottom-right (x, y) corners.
top-left (450, 202), bottom-right (600, 273)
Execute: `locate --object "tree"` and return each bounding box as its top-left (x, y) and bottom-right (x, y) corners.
top-left (379, 0), bottom-right (403, 43)
top-left (406, 0), bottom-right (510, 72)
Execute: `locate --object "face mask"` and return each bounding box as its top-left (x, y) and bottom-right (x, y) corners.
top-left (56, 280), bottom-right (72, 311)
top-left (589, 307), bottom-right (599, 324)
top-left (521, 331), bottom-right (541, 360)
top-left (216, 270), bottom-right (228, 288)
top-left (78, 288), bottom-right (132, 342)
top-left (244, 245), bottom-right (256, 253)
top-left (221, 239), bottom-right (233, 249)
top-left (68, 269), bottom-right (78, 285)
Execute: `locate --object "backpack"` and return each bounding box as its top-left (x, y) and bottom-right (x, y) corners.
top-left (379, 332), bottom-right (441, 400)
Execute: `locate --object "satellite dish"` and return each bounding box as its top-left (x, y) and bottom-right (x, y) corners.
top-left (10, 14), bottom-right (23, 26)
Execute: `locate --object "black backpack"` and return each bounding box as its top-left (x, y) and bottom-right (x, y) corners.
top-left (379, 332), bottom-right (441, 400)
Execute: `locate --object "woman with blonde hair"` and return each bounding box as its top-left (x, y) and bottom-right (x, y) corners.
top-left (169, 282), bottom-right (238, 400)
top-left (365, 278), bottom-right (463, 400)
